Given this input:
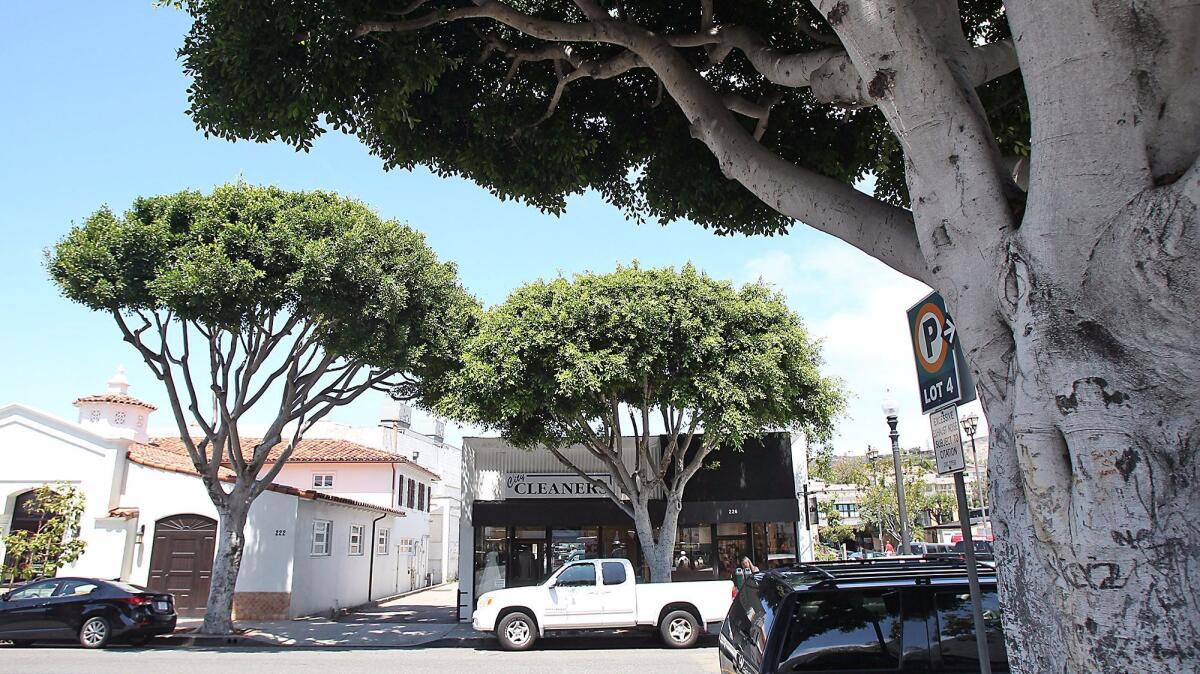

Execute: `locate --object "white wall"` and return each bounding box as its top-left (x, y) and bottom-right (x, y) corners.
top-left (0, 405), bottom-right (129, 578)
top-left (270, 462), bottom-right (394, 507)
top-left (122, 462), bottom-right (298, 593)
top-left (289, 499), bottom-right (401, 617)
top-left (791, 433), bottom-right (816, 563)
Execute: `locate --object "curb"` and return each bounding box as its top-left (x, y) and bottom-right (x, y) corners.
top-left (156, 633), bottom-right (277, 648)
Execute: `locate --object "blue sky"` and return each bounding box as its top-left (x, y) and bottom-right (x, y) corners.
top-left (0, 1), bottom-right (984, 453)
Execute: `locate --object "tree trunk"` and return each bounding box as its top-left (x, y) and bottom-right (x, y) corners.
top-left (631, 495), bottom-right (682, 583)
top-left (966, 176), bottom-right (1200, 673)
top-left (200, 504), bottom-right (249, 634)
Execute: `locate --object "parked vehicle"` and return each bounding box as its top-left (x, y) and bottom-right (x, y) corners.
top-left (953, 539), bottom-right (995, 562)
top-left (910, 542), bottom-right (954, 555)
top-left (718, 558), bottom-right (1009, 672)
top-left (0, 577), bottom-right (176, 648)
top-left (472, 557), bottom-right (734, 650)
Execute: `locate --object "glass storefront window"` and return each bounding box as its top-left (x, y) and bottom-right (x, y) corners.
top-left (717, 523), bottom-right (751, 578)
top-left (754, 521), bottom-right (798, 569)
top-left (550, 527), bottom-right (600, 572)
top-left (474, 526), bottom-right (508, 598)
top-left (673, 525), bottom-right (716, 581)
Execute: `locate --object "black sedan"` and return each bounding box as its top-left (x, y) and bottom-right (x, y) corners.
top-left (0, 577), bottom-right (176, 648)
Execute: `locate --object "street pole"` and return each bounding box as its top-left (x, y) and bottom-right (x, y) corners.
top-left (969, 433), bottom-right (988, 531)
top-left (886, 414), bottom-right (911, 555)
top-left (960, 412), bottom-right (988, 534)
top-left (953, 470), bottom-right (993, 674)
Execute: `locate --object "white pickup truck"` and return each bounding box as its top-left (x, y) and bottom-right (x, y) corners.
top-left (472, 557), bottom-right (734, 650)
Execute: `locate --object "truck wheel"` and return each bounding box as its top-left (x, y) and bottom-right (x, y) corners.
top-left (660, 610), bottom-right (700, 648)
top-left (496, 612), bottom-right (537, 651)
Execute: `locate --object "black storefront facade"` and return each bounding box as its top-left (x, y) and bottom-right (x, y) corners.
top-left (460, 433), bottom-right (806, 614)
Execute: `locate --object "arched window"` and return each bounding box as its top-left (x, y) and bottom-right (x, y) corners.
top-left (10, 490), bottom-right (54, 535)
top-left (3, 489), bottom-right (57, 577)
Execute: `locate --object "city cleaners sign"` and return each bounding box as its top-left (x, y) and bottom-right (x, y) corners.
top-left (504, 473), bottom-right (612, 499)
top-left (907, 291), bottom-right (976, 413)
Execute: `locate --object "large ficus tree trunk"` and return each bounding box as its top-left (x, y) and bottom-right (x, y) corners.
top-left (818, 2), bottom-right (1200, 669)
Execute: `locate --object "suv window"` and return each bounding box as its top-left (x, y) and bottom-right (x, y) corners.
top-left (933, 589), bottom-right (1009, 671)
top-left (601, 562), bottom-right (627, 585)
top-left (8, 580), bottom-right (60, 600)
top-left (780, 590), bottom-right (902, 671)
top-left (555, 563), bottom-right (596, 587)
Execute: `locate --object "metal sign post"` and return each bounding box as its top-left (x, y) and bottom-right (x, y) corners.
top-left (916, 306), bottom-right (991, 674)
top-left (953, 469), bottom-right (994, 674)
top-left (930, 404), bottom-right (992, 673)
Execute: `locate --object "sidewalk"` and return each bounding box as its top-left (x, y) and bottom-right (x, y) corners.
top-left (167, 582), bottom-right (476, 648)
top-left (161, 582), bottom-right (673, 649)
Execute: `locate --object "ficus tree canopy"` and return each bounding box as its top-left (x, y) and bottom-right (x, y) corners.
top-left (440, 263), bottom-right (843, 581)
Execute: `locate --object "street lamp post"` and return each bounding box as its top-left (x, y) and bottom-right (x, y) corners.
top-left (960, 412), bottom-right (988, 532)
top-left (881, 392), bottom-right (911, 555)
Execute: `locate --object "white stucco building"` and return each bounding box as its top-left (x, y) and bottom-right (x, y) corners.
top-left (286, 411), bottom-right (463, 586)
top-left (0, 368), bottom-right (439, 619)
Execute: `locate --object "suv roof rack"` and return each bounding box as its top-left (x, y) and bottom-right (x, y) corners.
top-left (766, 557), bottom-right (996, 591)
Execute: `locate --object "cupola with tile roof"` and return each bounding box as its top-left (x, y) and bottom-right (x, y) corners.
top-left (73, 365), bottom-right (157, 442)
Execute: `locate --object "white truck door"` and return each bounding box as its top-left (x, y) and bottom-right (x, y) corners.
top-left (599, 560), bottom-right (637, 626)
top-left (543, 561), bottom-right (605, 628)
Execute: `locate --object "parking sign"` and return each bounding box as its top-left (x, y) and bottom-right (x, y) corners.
top-left (929, 405), bottom-right (966, 475)
top-left (907, 291), bottom-right (975, 413)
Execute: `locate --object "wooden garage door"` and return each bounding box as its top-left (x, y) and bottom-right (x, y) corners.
top-left (147, 515), bottom-right (217, 617)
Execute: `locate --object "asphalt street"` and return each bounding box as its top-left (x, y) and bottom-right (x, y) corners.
top-left (0, 642), bottom-right (721, 673)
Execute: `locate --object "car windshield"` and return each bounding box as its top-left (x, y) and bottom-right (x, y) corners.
top-left (106, 581), bottom-right (146, 593)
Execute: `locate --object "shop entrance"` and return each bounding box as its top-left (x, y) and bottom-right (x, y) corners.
top-left (508, 540), bottom-right (546, 586)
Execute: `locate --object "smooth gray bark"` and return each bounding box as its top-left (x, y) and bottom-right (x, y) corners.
top-left (202, 503), bottom-right (248, 634)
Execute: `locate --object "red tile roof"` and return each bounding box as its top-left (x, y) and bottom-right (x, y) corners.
top-left (126, 441), bottom-right (406, 517)
top-left (73, 394), bottom-right (157, 411)
top-left (143, 436), bottom-right (440, 480)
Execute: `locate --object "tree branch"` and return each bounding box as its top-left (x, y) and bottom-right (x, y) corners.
top-left (547, 446), bottom-right (634, 518)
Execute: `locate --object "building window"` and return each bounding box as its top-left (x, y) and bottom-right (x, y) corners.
top-left (834, 503), bottom-right (859, 516)
top-left (407, 480), bottom-right (416, 509)
top-left (398, 477), bottom-right (407, 506)
top-left (312, 474), bottom-right (334, 489)
top-left (399, 537), bottom-right (415, 554)
top-left (673, 526), bottom-right (716, 581)
top-left (417, 483), bottom-right (425, 511)
top-left (550, 527), bottom-right (600, 573)
top-left (752, 522), bottom-right (798, 569)
top-left (349, 524), bottom-right (365, 555)
top-left (473, 527), bottom-right (507, 599)
top-left (376, 528), bottom-right (391, 555)
top-left (311, 520), bottom-right (332, 556)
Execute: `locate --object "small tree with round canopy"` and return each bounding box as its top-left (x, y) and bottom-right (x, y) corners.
top-left (440, 263), bottom-right (843, 582)
top-left (47, 183), bottom-right (478, 633)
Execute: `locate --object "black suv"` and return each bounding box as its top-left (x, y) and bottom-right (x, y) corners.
top-left (718, 558), bottom-right (1009, 673)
